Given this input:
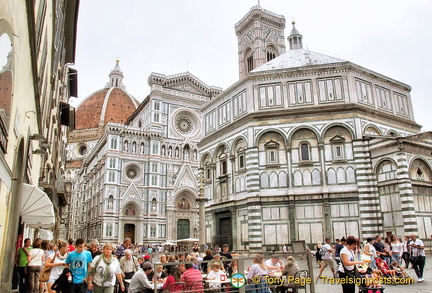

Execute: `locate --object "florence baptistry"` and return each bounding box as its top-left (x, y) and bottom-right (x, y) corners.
top-left (66, 5), bottom-right (432, 251)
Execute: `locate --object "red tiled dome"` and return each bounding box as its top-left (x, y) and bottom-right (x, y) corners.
top-left (75, 88), bottom-right (138, 130)
top-left (75, 61), bottom-right (139, 130)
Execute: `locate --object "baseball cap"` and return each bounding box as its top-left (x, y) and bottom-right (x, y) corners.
top-left (144, 255), bottom-right (151, 261)
top-left (141, 262), bottom-right (153, 269)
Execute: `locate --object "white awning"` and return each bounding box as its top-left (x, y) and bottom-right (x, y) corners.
top-left (20, 183), bottom-right (55, 229)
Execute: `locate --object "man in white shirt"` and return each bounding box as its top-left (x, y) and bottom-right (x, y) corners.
top-left (409, 234), bottom-right (425, 282)
top-left (128, 262), bottom-right (154, 293)
top-left (265, 256), bottom-right (283, 272)
top-left (317, 238), bottom-right (336, 277)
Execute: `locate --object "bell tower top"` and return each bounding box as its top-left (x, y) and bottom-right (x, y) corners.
top-left (234, 6), bottom-right (286, 79)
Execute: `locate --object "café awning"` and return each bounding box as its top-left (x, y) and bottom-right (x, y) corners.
top-left (20, 183), bottom-right (55, 228)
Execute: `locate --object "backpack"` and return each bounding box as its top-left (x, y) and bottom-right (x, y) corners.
top-left (319, 246), bottom-right (327, 256)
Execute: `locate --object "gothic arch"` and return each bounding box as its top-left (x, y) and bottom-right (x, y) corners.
top-left (122, 201), bottom-right (141, 216)
top-left (174, 189), bottom-right (198, 209)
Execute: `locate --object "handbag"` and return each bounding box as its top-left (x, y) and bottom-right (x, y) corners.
top-left (40, 254), bottom-right (56, 282)
top-left (341, 250), bottom-right (362, 280)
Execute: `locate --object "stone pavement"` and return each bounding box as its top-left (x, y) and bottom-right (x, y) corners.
top-left (311, 261), bottom-right (431, 293)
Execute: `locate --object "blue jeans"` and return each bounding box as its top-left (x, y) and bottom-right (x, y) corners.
top-left (17, 267), bottom-right (27, 293)
top-left (246, 279), bottom-right (270, 293)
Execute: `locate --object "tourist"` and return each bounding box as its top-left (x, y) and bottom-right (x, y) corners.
top-left (246, 255), bottom-right (269, 293)
top-left (87, 242), bottom-right (124, 292)
top-left (88, 239), bottom-right (102, 259)
top-left (390, 235), bottom-right (403, 265)
top-left (17, 238), bottom-right (31, 293)
top-left (317, 237), bottom-right (336, 277)
top-left (339, 236), bottom-right (364, 293)
top-left (163, 266), bottom-right (183, 292)
top-left (65, 238), bottom-right (92, 293)
top-left (45, 240), bottom-right (69, 293)
top-left (280, 256), bottom-right (299, 293)
top-left (409, 234), bottom-right (426, 282)
top-left (128, 262), bottom-right (154, 293)
top-left (27, 240), bottom-right (45, 293)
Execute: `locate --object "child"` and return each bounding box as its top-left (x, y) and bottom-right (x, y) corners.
top-left (370, 269), bottom-right (383, 288)
top-left (206, 262), bottom-right (227, 293)
top-left (390, 261), bottom-right (409, 278)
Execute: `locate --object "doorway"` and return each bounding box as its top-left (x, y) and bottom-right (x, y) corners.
top-left (177, 219), bottom-right (190, 240)
top-left (124, 224), bottom-right (135, 244)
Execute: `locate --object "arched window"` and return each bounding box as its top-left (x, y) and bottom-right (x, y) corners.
top-left (265, 140), bottom-right (279, 164)
top-left (266, 47), bottom-right (276, 62)
top-left (300, 143), bottom-right (310, 161)
top-left (111, 137), bottom-right (117, 149)
top-left (247, 55), bottom-right (253, 72)
top-left (138, 120), bottom-right (142, 128)
top-left (161, 145), bottom-right (166, 156)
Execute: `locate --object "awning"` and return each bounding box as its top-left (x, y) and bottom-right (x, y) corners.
top-left (20, 183), bottom-right (55, 228)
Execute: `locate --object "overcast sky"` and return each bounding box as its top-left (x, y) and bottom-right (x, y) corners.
top-left (70, 0), bottom-right (432, 131)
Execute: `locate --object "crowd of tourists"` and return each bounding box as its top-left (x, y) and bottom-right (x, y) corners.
top-left (15, 234), bottom-right (427, 293)
top-left (314, 234), bottom-right (426, 293)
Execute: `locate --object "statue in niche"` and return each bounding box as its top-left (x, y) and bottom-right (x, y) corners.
top-left (124, 141), bottom-right (129, 151)
top-left (184, 149), bottom-right (189, 159)
top-left (175, 148), bottom-right (179, 158)
top-left (177, 197), bottom-right (190, 210)
top-left (193, 150), bottom-right (197, 160)
top-left (168, 147), bottom-right (172, 157)
top-left (108, 201), bottom-right (113, 209)
top-left (140, 143), bottom-right (144, 154)
top-left (132, 142), bottom-right (136, 153)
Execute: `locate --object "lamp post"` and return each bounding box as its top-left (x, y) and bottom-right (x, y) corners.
top-left (196, 171), bottom-right (208, 252)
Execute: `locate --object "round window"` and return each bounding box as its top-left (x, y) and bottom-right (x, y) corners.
top-left (175, 115), bottom-right (193, 135)
top-left (79, 145), bottom-right (87, 156)
top-left (125, 165), bottom-right (140, 180)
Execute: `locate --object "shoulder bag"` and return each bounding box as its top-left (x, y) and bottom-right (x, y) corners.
top-left (40, 254), bottom-right (56, 282)
top-left (25, 249), bottom-right (42, 274)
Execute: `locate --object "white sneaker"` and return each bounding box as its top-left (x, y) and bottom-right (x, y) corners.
top-left (418, 278), bottom-right (423, 282)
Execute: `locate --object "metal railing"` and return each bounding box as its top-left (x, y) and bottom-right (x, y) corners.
top-left (145, 251), bottom-right (315, 293)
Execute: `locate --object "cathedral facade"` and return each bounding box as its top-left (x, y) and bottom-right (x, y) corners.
top-left (66, 63), bottom-right (222, 243)
top-left (68, 6), bottom-right (432, 250)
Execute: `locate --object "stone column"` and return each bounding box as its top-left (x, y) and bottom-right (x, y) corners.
top-left (196, 172), bottom-right (208, 251)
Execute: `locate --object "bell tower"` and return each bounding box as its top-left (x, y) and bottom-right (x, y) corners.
top-left (235, 6), bottom-right (286, 79)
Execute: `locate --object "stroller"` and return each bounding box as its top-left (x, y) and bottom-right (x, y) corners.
top-left (375, 258), bottom-right (398, 280)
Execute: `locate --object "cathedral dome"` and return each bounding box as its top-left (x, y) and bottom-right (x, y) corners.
top-left (75, 61), bottom-right (139, 130)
